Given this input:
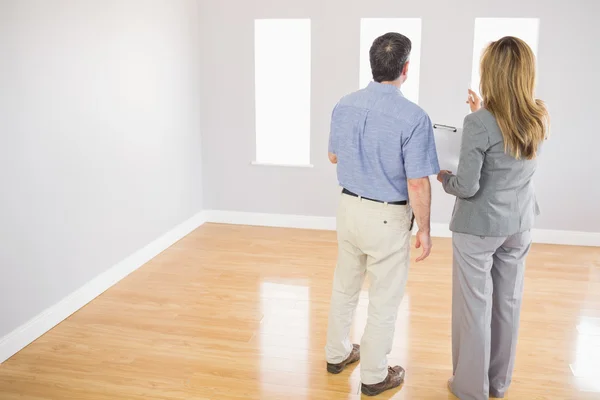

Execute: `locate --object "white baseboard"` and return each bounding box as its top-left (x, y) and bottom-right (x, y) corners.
top-left (530, 229), bottom-right (600, 247)
top-left (204, 210), bottom-right (600, 247)
top-left (426, 223), bottom-right (600, 246)
top-left (205, 210), bottom-right (336, 231)
top-left (0, 211), bottom-right (207, 364)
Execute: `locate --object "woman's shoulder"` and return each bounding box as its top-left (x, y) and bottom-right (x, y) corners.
top-left (466, 108), bottom-right (502, 136)
top-left (462, 109), bottom-right (489, 134)
top-left (467, 108), bottom-right (493, 125)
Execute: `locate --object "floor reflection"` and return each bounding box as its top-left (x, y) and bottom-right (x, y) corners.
top-left (259, 281), bottom-right (311, 399)
top-left (571, 316), bottom-right (600, 393)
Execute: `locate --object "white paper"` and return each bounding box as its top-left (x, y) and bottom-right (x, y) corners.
top-left (434, 129), bottom-right (462, 172)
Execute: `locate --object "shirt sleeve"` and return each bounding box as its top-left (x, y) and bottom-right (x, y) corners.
top-left (442, 113), bottom-right (489, 198)
top-left (328, 103), bottom-right (339, 154)
top-left (402, 113), bottom-right (440, 179)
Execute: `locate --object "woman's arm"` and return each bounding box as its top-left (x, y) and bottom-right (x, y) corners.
top-left (440, 113), bottom-right (489, 199)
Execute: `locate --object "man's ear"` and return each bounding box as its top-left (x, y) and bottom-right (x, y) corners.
top-left (403, 60), bottom-right (410, 76)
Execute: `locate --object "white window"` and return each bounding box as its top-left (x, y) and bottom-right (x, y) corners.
top-left (359, 18), bottom-right (422, 104)
top-left (254, 19), bottom-right (311, 167)
top-left (471, 18), bottom-right (540, 95)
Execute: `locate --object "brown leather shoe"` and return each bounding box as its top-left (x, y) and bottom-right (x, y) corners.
top-left (326, 344), bottom-right (360, 374)
top-left (361, 366), bottom-right (405, 396)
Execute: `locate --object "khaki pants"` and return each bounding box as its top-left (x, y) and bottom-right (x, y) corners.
top-left (325, 193), bottom-right (412, 385)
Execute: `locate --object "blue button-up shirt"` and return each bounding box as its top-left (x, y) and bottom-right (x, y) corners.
top-left (329, 82), bottom-right (440, 202)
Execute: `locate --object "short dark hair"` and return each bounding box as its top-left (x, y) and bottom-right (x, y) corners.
top-left (369, 32), bottom-right (412, 83)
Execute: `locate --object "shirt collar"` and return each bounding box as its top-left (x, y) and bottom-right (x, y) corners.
top-left (367, 81), bottom-right (404, 96)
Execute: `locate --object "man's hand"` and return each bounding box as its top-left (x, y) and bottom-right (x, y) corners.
top-left (437, 170), bottom-right (452, 183)
top-left (415, 230), bottom-right (432, 262)
top-left (328, 152), bottom-right (338, 164)
top-left (407, 177), bottom-right (433, 262)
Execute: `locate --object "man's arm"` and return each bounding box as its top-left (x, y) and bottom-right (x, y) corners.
top-left (328, 103), bottom-right (339, 164)
top-left (402, 113), bottom-right (440, 262)
top-left (328, 152), bottom-right (337, 164)
top-left (407, 177), bottom-right (432, 262)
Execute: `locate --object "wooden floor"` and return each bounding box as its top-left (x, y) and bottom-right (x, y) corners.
top-left (1, 224), bottom-right (600, 399)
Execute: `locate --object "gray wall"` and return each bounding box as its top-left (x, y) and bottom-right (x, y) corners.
top-left (200, 0), bottom-right (600, 233)
top-left (0, 0), bottom-right (203, 338)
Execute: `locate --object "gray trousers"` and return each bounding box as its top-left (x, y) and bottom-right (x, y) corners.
top-left (451, 231), bottom-right (532, 400)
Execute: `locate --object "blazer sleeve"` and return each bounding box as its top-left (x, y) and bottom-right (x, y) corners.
top-left (442, 113), bottom-right (490, 199)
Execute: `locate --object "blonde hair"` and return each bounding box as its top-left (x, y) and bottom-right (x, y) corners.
top-left (480, 36), bottom-right (549, 160)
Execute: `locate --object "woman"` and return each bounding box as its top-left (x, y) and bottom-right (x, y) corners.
top-left (437, 36), bottom-right (549, 400)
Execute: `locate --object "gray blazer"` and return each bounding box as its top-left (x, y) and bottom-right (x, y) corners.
top-left (442, 108), bottom-right (540, 237)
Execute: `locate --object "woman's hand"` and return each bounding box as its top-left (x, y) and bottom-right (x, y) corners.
top-left (437, 170), bottom-right (452, 183)
top-left (466, 89), bottom-right (482, 113)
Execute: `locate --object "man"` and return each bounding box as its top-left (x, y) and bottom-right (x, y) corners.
top-left (325, 32), bottom-right (440, 396)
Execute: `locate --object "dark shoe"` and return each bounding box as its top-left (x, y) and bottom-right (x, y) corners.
top-left (361, 366), bottom-right (405, 396)
top-left (326, 344), bottom-right (360, 374)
